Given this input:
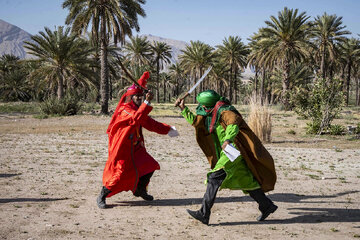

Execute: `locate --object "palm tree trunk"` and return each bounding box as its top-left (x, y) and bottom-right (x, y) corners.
top-left (100, 16), bottom-right (109, 114)
top-left (199, 68), bottom-right (203, 92)
top-left (229, 66), bottom-right (233, 102)
top-left (163, 76), bottom-right (166, 102)
top-left (109, 77), bottom-right (112, 101)
top-left (270, 80), bottom-right (275, 105)
top-left (261, 68), bottom-right (265, 106)
top-left (356, 77), bottom-right (359, 106)
top-left (282, 60), bottom-right (291, 110)
top-left (345, 61), bottom-right (352, 106)
top-left (320, 47), bottom-right (326, 79)
top-left (193, 74), bottom-right (197, 103)
top-left (57, 70), bottom-right (64, 99)
top-left (254, 69), bottom-right (258, 99)
top-left (234, 66), bottom-right (238, 104)
top-left (156, 59), bottom-right (160, 103)
top-left (267, 77), bottom-right (272, 105)
top-left (340, 64), bottom-right (346, 92)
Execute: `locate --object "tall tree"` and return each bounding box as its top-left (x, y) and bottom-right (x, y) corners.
top-left (253, 7), bottom-right (312, 109)
top-left (312, 13), bottom-right (350, 79)
top-left (169, 62), bottom-right (184, 98)
top-left (124, 35), bottom-right (152, 67)
top-left (151, 41), bottom-right (172, 102)
top-left (339, 38), bottom-right (360, 105)
top-left (0, 55), bottom-right (31, 101)
top-left (216, 36), bottom-right (249, 103)
top-left (63, 0), bottom-right (146, 114)
top-left (179, 41), bottom-right (214, 103)
top-left (24, 26), bottom-right (95, 99)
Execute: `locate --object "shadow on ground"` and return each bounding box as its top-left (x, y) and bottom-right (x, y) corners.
top-left (111, 190), bottom-right (359, 207)
top-left (215, 207), bottom-right (360, 226)
top-left (0, 173), bottom-right (21, 178)
top-left (0, 197), bottom-right (68, 204)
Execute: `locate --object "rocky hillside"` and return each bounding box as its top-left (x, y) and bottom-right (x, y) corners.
top-left (0, 19), bottom-right (32, 59)
top-left (141, 34), bottom-right (188, 65)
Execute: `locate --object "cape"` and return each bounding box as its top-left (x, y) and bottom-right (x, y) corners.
top-left (102, 101), bottom-right (171, 197)
top-left (192, 109), bottom-right (276, 192)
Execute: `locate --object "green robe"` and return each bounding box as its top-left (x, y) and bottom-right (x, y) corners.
top-left (182, 106), bottom-right (260, 191)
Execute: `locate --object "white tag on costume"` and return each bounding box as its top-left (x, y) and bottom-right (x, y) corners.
top-left (168, 126), bottom-right (179, 137)
top-left (223, 143), bottom-right (241, 162)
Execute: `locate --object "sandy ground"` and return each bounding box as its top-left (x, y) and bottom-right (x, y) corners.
top-left (0, 114), bottom-right (359, 240)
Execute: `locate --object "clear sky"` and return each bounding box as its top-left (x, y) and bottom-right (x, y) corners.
top-left (1, 0), bottom-right (360, 46)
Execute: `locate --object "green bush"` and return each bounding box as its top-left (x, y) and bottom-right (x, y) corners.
top-left (40, 95), bottom-right (82, 116)
top-left (329, 124), bottom-right (345, 135)
top-left (306, 122), bottom-right (321, 134)
top-left (356, 122), bottom-right (360, 134)
top-left (291, 78), bottom-right (344, 135)
top-left (287, 129), bottom-right (296, 135)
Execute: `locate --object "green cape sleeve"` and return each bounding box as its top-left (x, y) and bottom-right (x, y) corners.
top-left (181, 106), bottom-right (196, 125)
top-left (224, 124), bottom-right (239, 142)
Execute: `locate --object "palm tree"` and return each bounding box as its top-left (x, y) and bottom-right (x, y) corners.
top-left (311, 13), bottom-right (350, 79)
top-left (253, 7), bottom-right (312, 109)
top-left (169, 62), bottom-right (185, 98)
top-left (209, 60), bottom-right (229, 96)
top-left (216, 36), bottom-right (249, 103)
top-left (63, 0), bottom-right (146, 114)
top-left (0, 55), bottom-right (32, 101)
top-left (151, 41), bottom-right (172, 102)
top-left (339, 38), bottom-right (360, 105)
top-left (124, 35), bottom-right (153, 67)
top-left (24, 26), bottom-right (95, 99)
top-left (179, 40), bottom-right (214, 103)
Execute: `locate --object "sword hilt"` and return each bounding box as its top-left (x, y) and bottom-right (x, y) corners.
top-left (174, 92), bottom-right (190, 107)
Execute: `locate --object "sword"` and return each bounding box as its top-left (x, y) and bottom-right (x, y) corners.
top-left (174, 66), bottom-right (212, 106)
top-left (115, 55), bottom-right (148, 92)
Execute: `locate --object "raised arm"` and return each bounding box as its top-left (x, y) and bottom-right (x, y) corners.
top-left (175, 98), bottom-right (196, 125)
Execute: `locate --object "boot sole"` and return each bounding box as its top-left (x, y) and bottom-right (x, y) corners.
top-left (186, 209), bottom-right (209, 225)
top-left (257, 204), bottom-right (278, 221)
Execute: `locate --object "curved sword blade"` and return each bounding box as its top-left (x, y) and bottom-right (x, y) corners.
top-left (188, 66), bottom-right (212, 94)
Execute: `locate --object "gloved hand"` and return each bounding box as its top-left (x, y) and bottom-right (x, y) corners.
top-left (168, 126), bottom-right (179, 137)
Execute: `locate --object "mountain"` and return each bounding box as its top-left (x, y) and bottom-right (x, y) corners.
top-left (141, 34), bottom-right (188, 65)
top-left (0, 19), bottom-right (33, 59)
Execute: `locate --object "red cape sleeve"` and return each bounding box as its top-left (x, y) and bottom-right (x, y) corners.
top-left (142, 115), bottom-right (171, 134)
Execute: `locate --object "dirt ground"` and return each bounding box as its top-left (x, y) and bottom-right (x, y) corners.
top-left (0, 113), bottom-right (359, 240)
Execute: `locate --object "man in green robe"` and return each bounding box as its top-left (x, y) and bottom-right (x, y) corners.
top-left (175, 90), bottom-right (277, 225)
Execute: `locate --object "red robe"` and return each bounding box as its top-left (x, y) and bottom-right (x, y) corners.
top-left (103, 101), bottom-right (171, 198)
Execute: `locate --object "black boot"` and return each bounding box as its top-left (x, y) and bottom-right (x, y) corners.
top-left (249, 188), bottom-right (277, 221)
top-left (96, 186), bottom-right (111, 209)
top-left (133, 188), bottom-right (154, 201)
top-left (187, 169), bottom-right (226, 225)
top-left (134, 172), bottom-right (154, 201)
top-left (186, 209), bottom-right (209, 225)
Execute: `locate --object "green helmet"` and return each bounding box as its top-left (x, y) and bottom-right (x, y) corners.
top-left (196, 90), bottom-right (221, 107)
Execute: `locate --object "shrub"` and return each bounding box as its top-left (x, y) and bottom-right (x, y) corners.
top-left (329, 124), bottom-right (345, 135)
top-left (291, 78), bottom-right (344, 135)
top-left (287, 129), bottom-right (296, 135)
top-left (40, 94), bottom-right (82, 116)
top-left (306, 122), bottom-right (320, 134)
top-left (356, 122), bottom-right (360, 134)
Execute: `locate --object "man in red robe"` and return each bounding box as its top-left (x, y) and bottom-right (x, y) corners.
top-left (97, 72), bottom-right (178, 209)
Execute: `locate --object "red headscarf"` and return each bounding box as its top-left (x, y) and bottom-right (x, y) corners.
top-left (107, 71), bottom-right (150, 133)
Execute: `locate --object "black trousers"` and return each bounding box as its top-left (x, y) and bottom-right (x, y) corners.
top-left (136, 171), bottom-right (154, 192)
top-left (199, 169), bottom-right (227, 218)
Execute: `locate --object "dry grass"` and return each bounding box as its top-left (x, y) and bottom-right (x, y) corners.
top-left (247, 98), bottom-right (272, 143)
